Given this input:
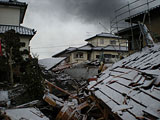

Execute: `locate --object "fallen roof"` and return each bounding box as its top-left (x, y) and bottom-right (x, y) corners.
top-left (38, 57), bottom-right (66, 70)
top-left (88, 43), bottom-right (160, 119)
top-left (3, 107), bottom-right (49, 120)
top-left (0, 25), bottom-right (36, 36)
top-left (85, 32), bottom-right (120, 41)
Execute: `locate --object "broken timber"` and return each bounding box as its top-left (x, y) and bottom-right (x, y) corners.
top-left (45, 80), bottom-right (79, 100)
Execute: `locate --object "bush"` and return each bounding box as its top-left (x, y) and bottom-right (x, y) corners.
top-left (21, 58), bottom-right (45, 100)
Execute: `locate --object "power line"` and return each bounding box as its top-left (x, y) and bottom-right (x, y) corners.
top-left (31, 43), bottom-right (84, 49)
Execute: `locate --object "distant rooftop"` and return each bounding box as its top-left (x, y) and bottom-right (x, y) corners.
top-left (52, 47), bottom-right (76, 57)
top-left (38, 57), bottom-right (66, 70)
top-left (69, 43), bottom-right (128, 52)
top-left (85, 33), bottom-right (120, 41)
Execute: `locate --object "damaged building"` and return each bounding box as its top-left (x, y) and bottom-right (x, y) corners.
top-left (1, 0), bottom-right (160, 120)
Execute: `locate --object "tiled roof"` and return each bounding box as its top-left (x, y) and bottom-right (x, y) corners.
top-left (77, 43), bottom-right (94, 51)
top-left (52, 47), bottom-right (76, 57)
top-left (39, 57), bottom-right (66, 70)
top-left (88, 44), bottom-right (160, 119)
top-left (71, 44), bottom-right (128, 52)
top-left (0, 25), bottom-right (36, 36)
top-left (103, 45), bottom-right (128, 51)
top-left (85, 33), bottom-right (121, 41)
top-left (0, 0), bottom-right (27, 7)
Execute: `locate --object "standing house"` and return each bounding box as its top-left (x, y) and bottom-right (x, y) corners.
top-left (0, 0), bottom-right (36, 57)
top-left (52, 47), bottom-right (76, 63)
top-left (69, 33), bottom-right (128, 64)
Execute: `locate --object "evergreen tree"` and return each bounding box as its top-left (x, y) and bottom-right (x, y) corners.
top-left (0, 30), bottom-right (25, 84)
top-left (0, 30), bottom-right (45, 100)
top-left (21, 58), bottom-right (45, 100)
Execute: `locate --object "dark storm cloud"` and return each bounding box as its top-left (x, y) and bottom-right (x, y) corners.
top-left (22, 0), bottom-right (160, 58)
top-left (52, 0), bottom-right (126, 23)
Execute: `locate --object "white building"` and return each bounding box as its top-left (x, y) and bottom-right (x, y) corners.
top-left (0, 0), bottom-right (36, 57)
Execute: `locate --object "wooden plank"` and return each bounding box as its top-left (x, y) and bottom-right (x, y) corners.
top-left (45, 80), bottom-right (78, 99)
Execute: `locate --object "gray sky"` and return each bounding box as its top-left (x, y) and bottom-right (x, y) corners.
top-left (21, 0), bottom-right (160, 59)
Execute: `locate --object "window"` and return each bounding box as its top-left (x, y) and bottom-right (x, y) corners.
top-left (100, 39), bottom-right (104, 44)
top-left (112, 55), bottom-right (115, 58)
top-left (104, 54), bottom-right (111, 58)
top-left (96, 55), bottom-right (100, 59)
top-left (74, 52), bottom-right (83, 58)
top-left (110, 40), bottom-right (116, 45)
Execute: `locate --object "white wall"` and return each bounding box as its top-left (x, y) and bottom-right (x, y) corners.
top-left (88, 37), bottom-right (128, 47)
top-left (0, 6), bottom-right (20, 25)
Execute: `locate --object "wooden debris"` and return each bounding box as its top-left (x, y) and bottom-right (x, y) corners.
top-left (15, 100), bottom-right (39, 108)
top-left (43, 93), bottom-right (64, 107)
top-left (56, 101), bottom-right (89, 120)
top-left (45, 80), bottom-right (78, 99)
top-left (43, 95), bottom-right (56, 107)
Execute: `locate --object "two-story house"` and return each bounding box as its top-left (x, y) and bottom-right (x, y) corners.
top-left (53, 33), bottom-right (128, 64)
top-left (0, 0), bottom-right (36, 57)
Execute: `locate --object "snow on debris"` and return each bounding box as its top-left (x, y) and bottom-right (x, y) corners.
top-left (43, 93), bottom-right (64, 107)
top-left (38, 57), bottom-right (66, 70)
top-left (88, 44), bottom-right (160, 119)
top-left (0, 91), bottom-right (8, 102)
top-left (4, 108), bottom-right (49, 120)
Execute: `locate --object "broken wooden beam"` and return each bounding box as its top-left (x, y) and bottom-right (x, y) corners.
top-left (45, 80), bottom-right (79, 99)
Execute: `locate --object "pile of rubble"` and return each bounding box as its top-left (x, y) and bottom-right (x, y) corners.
top-left (1, 44), bottom-right (160, 120)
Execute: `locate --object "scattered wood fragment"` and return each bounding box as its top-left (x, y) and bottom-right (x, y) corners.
top-left (45, 80), bottom-right (79, 99)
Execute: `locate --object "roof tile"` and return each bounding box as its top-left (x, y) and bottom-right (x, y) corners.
top-left (0, 25), bottom-right (36, 36)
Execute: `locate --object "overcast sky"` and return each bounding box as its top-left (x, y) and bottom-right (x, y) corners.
top-left (21, 0), bottom-right (160, 59)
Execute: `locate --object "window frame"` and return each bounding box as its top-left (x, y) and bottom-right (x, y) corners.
top-left (110, 40), bottom-right (116, 45)
top-left (74, 52), bottom-right (84, 58)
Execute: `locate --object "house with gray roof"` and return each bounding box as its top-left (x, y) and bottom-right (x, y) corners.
top-left (0, 0), bottom-right (36, 57)
top-left (53, 33), bottom-right (128, 64)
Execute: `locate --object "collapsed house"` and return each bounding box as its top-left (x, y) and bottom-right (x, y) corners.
top-left (88, 43), bottom-right (160, 120)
